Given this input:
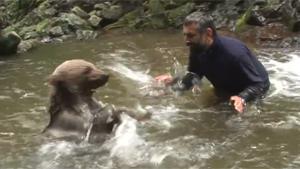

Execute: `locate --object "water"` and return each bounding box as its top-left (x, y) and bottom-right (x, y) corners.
top-left (0, 30), bottom-right (299, 169)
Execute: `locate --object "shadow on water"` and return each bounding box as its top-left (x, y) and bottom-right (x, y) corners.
top-left (0, 30), bottom-right (299, 169)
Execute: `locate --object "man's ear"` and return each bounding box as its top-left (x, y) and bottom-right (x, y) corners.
top-left (206, 28), bottom-right (213, 37)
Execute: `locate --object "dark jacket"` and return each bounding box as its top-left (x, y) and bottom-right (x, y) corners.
top-left (180, 35), bottom-right (270, 102)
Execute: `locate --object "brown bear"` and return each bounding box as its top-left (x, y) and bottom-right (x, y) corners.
top-left (43, 59), bottom-right (149, 143)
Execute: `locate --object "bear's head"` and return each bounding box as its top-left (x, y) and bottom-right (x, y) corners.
top-left (49, 59), bottom-right (109, 96)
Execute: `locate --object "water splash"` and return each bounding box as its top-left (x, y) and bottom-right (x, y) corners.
top-left (260, 50), bottom-right (300, 99)
top-left (105, 113), bottom-right (145, 166)
top-left (107, 63), bottom-right (153, 84)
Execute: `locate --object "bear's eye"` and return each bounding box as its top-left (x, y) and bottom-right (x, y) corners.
top-left (83, 67), bottom-right (92, 74)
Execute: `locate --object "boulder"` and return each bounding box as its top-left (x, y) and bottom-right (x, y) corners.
top-left (49, 26), bottom-right (64, 37)
top-left (18, 39), bottom-right (39, 53)
top-left (166, 2), bottom-right (195, 27)
top-left (281, 0), bottom-right (300, 32)
top-left (101, 5), bottom-right (123, 20)
top-left (144, 0), bottom-right (168, 29)
top-left (71, 6), bottom-right (89, 19)
top-left (0, 31), bottom-right (21, 55)
top-left (76, 30), bottom-right (98, 40)
top-left (88, 15), bottom-right (102, 28)
top-left (59, 13), bottom-right (91, 30)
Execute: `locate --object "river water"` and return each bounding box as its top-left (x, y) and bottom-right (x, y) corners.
top-left (0, 30), bottom-right (299, 169)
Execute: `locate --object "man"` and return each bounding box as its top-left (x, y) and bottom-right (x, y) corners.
top-left (155, 12), bottom-right (270, 113)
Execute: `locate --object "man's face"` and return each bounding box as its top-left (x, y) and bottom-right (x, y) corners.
top-left (183, 23), bottom-right (210, 50)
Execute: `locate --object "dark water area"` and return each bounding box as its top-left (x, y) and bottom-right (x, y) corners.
top-left (0, 30), bottom-right (299, 169)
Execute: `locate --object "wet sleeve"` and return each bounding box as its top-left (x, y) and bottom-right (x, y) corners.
top-left (171, 51), bottom-right (203, 91)
top-left (236, 50), bottom-right (268, 102)
top-left (238, 82), bottom-right (269, 102)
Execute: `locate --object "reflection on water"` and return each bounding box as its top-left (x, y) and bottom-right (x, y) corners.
top-left (0, 31), bottom-right (299, 169)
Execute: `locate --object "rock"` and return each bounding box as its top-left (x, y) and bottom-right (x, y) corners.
top-left (235, 7), bottom-right (252, 32)
top-left (88, 15), bottom-right (102, 28)
top-left (253, 0), bottom-right (268, 6)
top-left (278, 0), bottom-right (300, 32)
top-left (49, 26), bottom-right (64, 37)
top-left (59, 13), bottom-right (91, 30)
top-left (105, 8), bottom-right (144, 30)
top-left (94, 3), bottom-right (107, 10)
top-left (162, 0), bottom-right (191, 10)
top-left (44, 8), bottom-right (57, 17)
top-left (0, 31), bottom-right (22, 55)
top-left (36, 1), bottom-right (57, 18)
top-left (145, 0), bottom-right (168, 29)
top-left (166, 2), bottom-right (195, 27)
top-left (40, 36), bottom-right (52, 43)
top-left (18, 25), bottom-right (36, 38)
top-left (24, 31), bottom-right (39, 40)
top-left (18, 39), bottom-right (39, 53)
top-left (75, 30), bottom-right (98, 40)
top-left (36, 19), bottom-right (52, 35)
top-left (71, 6), bottom-right (89, 19)
top-left (246, 8), bottom-right (266, 26)
top-left (102, 5), bottom-right (123, 20)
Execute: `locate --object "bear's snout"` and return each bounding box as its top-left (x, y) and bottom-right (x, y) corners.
top-left (87, 72), bottom-right (109, 89)
top-left (95, 73), bottom-right (109, 87)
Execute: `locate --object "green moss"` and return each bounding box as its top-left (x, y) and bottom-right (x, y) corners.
top-left (105, 8), bottom-right (144, 30)
top-left (36, 19), bottom-right (51, 33)
top-left (166, 2), bottom-right (195, 27)
top-left (235, 6), bottom-right (253, 32)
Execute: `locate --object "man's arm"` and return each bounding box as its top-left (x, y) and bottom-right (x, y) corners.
top-left (171, 72), bottom-right (202, 91)
top-left (171, 48), bottom-right (203, 91)
top-left (238, 82), bottom-right (270, 102)
top-left (230, 47), bottom-right (270, 113)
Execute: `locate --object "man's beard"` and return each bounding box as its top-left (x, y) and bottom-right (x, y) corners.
top-left (187, 42), bottom-right (208, 52)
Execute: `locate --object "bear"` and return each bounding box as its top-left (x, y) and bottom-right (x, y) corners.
top-left (43, 59), bottom-right (149, 143)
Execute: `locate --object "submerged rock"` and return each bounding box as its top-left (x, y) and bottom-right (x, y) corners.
top-left (0, 31), bottom-right (21, 55)
top-left (76, 30), bottom-right (98, 40)
top-left (17, 39), bottom-right (39, 53)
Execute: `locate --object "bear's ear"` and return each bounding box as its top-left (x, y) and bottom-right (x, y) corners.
top-left (47, 74), bottom-right (63, 86)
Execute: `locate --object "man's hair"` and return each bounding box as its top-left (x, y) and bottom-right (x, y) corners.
top-left (184, 12), bottom-right (216, 36)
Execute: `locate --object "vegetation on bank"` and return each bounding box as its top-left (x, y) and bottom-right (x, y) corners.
top-left (0, 0), bottom-right (299, 55)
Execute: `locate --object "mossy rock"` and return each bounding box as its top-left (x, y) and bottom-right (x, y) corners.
top-left (0, 31), bottom-right (21, 55)
top-left (102, 5), bottom-right (123, 20)
top-left (166, 2), bottom-right (195, 27)
top-left (71, 6), bottom-right (90, 19)
top-left (59, 13), bottom-right (92, 31)
top-left (148, 0), bottom-right (165, 15)
top-left (235, 6), bottom-right (253, 32)
top-left (18, 25), bottom-right (36, 37)
top-left (36, 19), bottom-right (52, 34)
top-left (161, 0), bottom-right (191, 10)
top-left (105, 8), bottom-right (144, 30)
top-left (145, 0), bottom-right (168, 28)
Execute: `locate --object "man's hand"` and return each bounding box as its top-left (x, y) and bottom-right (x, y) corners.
top-left (154, 74), bottom-right (173, 85)
top-left (230, 96), bottom-right (246, 113)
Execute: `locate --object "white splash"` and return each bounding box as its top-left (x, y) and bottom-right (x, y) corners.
top-left (107, 63), bottom-right (153, 84)
top-left (37, 141), bottom-right (77, 169)
top-left (260, 51), bottom-right (300, 99)
top-left (108, 113), bottom-right (145, 164)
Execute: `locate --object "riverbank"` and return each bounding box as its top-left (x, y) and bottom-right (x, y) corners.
top-left (0, 0), bottom-right (299, 55)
